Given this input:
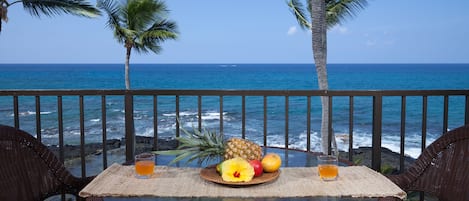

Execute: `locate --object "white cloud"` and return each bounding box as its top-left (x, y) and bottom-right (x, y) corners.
top-left (363, 29), bottom-right (396, 47)
top-left (331, 25), bottom-right (349, 34)
top-left (287, 26), bottom-right (298, 36)
top-left (338, 26), bottom-right (348, 34)
top-left (366, 40), bottom-right (376, 47)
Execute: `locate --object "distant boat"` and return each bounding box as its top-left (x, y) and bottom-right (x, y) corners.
top-left (219, 64), bottom-right (237, 67)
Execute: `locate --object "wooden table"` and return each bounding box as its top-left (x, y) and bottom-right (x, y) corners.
top-left (79, 148), bottom-right (406, 201)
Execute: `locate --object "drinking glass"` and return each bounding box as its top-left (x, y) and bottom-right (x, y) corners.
top-left (317, 155), bottom-right (339, 181)
top-left (135, 153), bottom-right (155, 179)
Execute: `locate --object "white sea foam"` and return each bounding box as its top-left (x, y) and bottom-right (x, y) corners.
top-left (162, 111), bottom-right (198, 117)
top-left (201, 112), bottom-right (228, 120)
top-left (32, 108), bottom-right (438, 160)
top-left (161, 111), bottom-right (228, 121)
top-left (330, 130), bottom-right (436, 158)
top-left (137, 127), bottom-right (155, 137)
top-left (13, 110), bottom-right (54, 116)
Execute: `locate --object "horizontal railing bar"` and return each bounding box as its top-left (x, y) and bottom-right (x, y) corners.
top-left (0, 90), bottom-right (125, 96)
top-left (1, 89), bottom-right (469, 97)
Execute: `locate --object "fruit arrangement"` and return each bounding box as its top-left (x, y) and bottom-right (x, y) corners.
top-left (216, 153), bottom-right (281, 182)
top-left (155, 124), bottom-right (281, 183)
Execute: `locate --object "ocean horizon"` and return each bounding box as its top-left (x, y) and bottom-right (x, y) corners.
top-left (1, 63), bottom-right (469, 158)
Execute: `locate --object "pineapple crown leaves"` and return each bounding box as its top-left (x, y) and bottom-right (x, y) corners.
top-left (154, 124), bottom-right (226, 165)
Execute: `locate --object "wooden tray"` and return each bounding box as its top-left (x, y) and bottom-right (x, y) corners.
top-left (200, 166), bottom-right (280, 186)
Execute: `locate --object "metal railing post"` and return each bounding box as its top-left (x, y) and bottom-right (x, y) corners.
top-left (13, 96), bottom-right (19, 129)
top-left (328, 96), bottom-right (333, 155)
top-left (465, 95), bottom-right (469, 125)
top-left (372, 95), bottom-right (383, 171)
top-left (125, 92), bottom-right (135, 162)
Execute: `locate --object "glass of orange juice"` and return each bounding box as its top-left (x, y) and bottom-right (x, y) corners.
top-left (135, 153), bottom-right (155, 179)
top-left (317, 155), bottom-right (339, 181)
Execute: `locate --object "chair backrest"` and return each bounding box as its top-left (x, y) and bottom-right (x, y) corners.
top-left (0, 125), bottom-right (93, 201)
top-left (388, 124), bottom-right (469, 201)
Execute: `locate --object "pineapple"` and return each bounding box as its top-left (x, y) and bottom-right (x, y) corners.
top-left (154, 126), bottom-right (263, 165)
top-left (224, 138), bottom-right (262, 161)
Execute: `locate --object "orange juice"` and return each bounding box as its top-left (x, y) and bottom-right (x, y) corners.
top-left (318, 164), bottom-right (338, 180)
top-left (135, 160), bottom-right (155, 176)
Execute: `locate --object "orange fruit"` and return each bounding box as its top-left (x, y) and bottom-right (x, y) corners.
top-left (261, 153), bottom-right (282, 172)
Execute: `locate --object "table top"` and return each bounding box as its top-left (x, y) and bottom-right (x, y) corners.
top-left (80, 148), bottom-right (405, 201)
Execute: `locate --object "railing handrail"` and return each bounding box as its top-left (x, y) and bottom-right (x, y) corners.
top-left (1, 89), bottom-right (468, 96)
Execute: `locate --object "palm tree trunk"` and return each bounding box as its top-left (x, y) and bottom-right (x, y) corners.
top-left (124, 44), bottom-right (135, 160)
top-left (311, 0), bottom-right (334, 154)
top-left (125, 46), bottom-right (132, 90)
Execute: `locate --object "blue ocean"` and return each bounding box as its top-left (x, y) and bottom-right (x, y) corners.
top-left (1, 63), bottom-right (468, 158)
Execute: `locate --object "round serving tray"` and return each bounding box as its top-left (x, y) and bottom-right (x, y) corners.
top-left (200, 166), bottom-right (280, 186)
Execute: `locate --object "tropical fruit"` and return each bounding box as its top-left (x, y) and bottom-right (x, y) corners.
top-left (224, 138), bottom-right (263, 161)
top-left (261, 153), bottom-right (282, 172)
top-left (249, 160), bottom-right (263, 177)
top-left (216, 162), bottom-right (223, 175)
top-left (155, 126), bottom-right (263, 165)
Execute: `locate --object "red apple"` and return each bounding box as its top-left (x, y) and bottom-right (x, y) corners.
top-left (249, 160), bottom-right (263, 177)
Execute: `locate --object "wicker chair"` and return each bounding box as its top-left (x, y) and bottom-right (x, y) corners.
top-left (387, 124), bottom-right (469, 201)
top-left (0, 125), bottom-right (94, 201)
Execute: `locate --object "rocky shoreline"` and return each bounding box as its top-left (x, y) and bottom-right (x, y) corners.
top-left (340, 146), bottom-right (416, 174)
top-left (48, 136), bottom-right (178, 160)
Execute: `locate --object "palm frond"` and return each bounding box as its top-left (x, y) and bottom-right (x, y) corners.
top-left (125, 0), bottom-right (166, 31)
top-left (326, 0), bottom-right (368, 28)
top-left (142, 20), bottom-right (178, 40)
top-left (97, 0), bottom-right (127, 43)
top-left (154, 121), bottom-right (225, 166)
top-left (99, 0), bottom-right (177, 64)
top-left (21, 0), bottom-right (100, 18)
top-left (134, 19), bottom-right (178, 54)
top-left (287, 0), bottom-right (311, 30)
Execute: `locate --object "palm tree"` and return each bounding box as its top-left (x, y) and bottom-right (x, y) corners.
top-left (0, 0), bottom-right (100, 32)
top-left (97, 0), bottom-right (178, 90)
top-left (288, 0), bottom-right (368, 154)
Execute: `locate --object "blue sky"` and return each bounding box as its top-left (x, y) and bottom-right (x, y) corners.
top-left (0, 0), bottom-right (468, 64)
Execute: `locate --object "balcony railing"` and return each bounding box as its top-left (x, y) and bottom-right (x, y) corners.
top-left (1, 89), bottom-right (468, 178)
